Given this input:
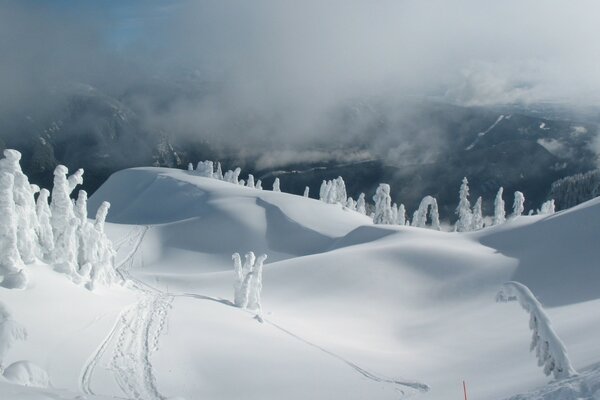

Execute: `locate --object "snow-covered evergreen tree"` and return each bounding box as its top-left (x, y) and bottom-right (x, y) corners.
top-left (50, 165), bottom-right (79, 276)
top-left (412, 196), bottom-right (440, 230)
top-left (196, 161), bottom-right (214, 178)
top-left (333, 177), bottom-right (347, 204)
top-left (247, 254), bottom-right (267, 312)
top-left (215, 162), bottom-right (224, 180)
top-left (538, 200), bottom-right (556, 215)
top-left (35, 189), bottom-right (54, 260)
top-left (373, 184), bottom-right (394, 224)
top-left (319, 180), bottom-right (328, 201)
top-left (455, 177), bottom-right (473, 232)
top-left (512, 191), bottom-right (525, 218)
top-left (273, 177), bottom-right (281, 192)
top-left (471, 197), bottom-right (484, 231)
top-left (187, 163), bottom-right (193, 171)
top-left (356, 193), bottom-right (367, 215)
top-left (0, 150), bottom-right (39, 264)
top-left (0, 173), bottom-right (27, 289)
top-left (496, 281), bottom-right (578, 380)
top-left (303, 186), bottom-right (310, 198)
top-left (397, 204), bottom-right (407, 226)
top-left (67, 168), bottom-right (84, 195)
top-left (493, 187), bottom-right (506, 225)
top-left (233, 251), bottom-right (267, 311)
top-left (256, 179), bottom-right (263, 190)
top-left (346, 197), bottom-right (356, 211)
top-left (247, 174), bottom-right (255, 189)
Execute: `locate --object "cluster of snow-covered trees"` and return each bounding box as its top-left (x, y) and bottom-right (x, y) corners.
top-left (188, 160), bottom-right (269, 190)
top-left (232, 252), bottom-right (267, 313)
top-left (185, 162), bottom-right (557, 232)
top-left (0, 149), bottom-right (117, 290)
top-left (497, 281), bottom-right (577, 380)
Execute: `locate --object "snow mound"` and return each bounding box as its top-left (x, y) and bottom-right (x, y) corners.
top-left (3, 361), bottom-right (49, 388)
top-left (477, 196), bottom-right (600, 306)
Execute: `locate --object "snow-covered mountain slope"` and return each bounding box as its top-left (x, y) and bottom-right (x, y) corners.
top-left (2, 167), bottom-right (599, 399)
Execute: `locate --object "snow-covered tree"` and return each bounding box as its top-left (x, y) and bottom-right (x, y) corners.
top-left (0, 173), bottom-right (27, 289)
top-left (303, 186), bottom-right (310, 198)
top-left (74, 190), bottom-right (88, 224)
top-left (333, 177), bottom-right (347, 204)
top-left (233, 251), bottom-right (267, 311)
top-left (397, 204), bottom-right (407, 226)
top-left (246, 174), bottom-right (255, 189)
top-left (412, 196), bottom-right (440, 230)
top-left (0, 150), bottom-right (39, 264)
top-left (356, 193), bottom-right (366, 215)
top-left (247, 254), bottom-right (267, 312)
top-left (273, 177), bottom-right (281, 192)
top-left (256, 179), bottom-right (263, 190)
top-left (373, 184), bottom-right (394, 224)
top-left (493, 187), bottom-right (506, 225)
top-left (215, 162), bottom-right (224, 180)
top-left (471, 197), bottom-right (484, 231)
top-left (538, 200), bottom-right (556, 215)
top-left (196, 161), bottom-right (214, 178)
top-left (35, 189), bottom-right (54, 259)
top-left (496, 281), bottom-right (578, 380)
top-left (345, 197), bottom-right (356, 211)
top-left (50, 165), bottom-right (78, 276)
top-left (455, 177), bottom-right (473, 232)
top-left (319, 180), bottom-right (328, 201)
top-left (512, 191), bottom-right (525, 218)
top-left (0, 302), bottom-right (27, 372)
top-left (232, 253), bottom-right (243, 303)
top-left (67, 168), bottom-right (84, 194)
top-left (187, 163), bottom-right (193, 171)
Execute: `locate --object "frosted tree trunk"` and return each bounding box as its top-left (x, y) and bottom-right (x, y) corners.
top-left (512, 191), bottom-right (525, 218)
top-left (455, 177), bottom-right (473, 232)
top-left (94, 202), bottom-right (111, 234)
top-left (493, 187), bottom-right (506, 225)
top-left (497, 282), bottom-right (578, 380)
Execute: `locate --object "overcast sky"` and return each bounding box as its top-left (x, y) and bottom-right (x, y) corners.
top-left (1, 0), bottom-right (599, 156)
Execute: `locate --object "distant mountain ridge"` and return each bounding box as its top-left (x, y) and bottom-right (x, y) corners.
top-left (1, 80), bottom-right (598, 220)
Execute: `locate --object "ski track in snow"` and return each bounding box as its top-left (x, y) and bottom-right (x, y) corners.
top-left (82, 224), bottom-right (427, 398)
top-left (80, 225), bottom-right (174, 400)
top-left (264, 318), bottom-right (430, 394)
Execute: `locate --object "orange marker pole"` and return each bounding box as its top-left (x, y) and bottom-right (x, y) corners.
top-left (463, 380), bottom-right (468, 400)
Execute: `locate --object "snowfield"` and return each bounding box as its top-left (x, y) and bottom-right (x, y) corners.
top-left (2, 167), bottom-right (600, 399)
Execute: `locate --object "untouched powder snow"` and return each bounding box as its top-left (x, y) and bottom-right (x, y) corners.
top-left (2, 166), bottom-right (600, 400)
